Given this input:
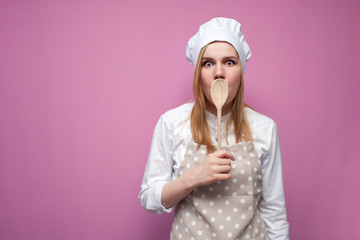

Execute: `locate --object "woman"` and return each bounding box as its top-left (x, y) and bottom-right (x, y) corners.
top-left (139, 17), bottom-right (289, 240)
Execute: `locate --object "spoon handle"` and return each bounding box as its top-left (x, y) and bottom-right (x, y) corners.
top-left (217, 108), bottom-right (221, 150)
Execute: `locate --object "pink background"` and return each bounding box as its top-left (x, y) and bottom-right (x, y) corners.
top-left (1, 0), bottom-right (359, 239)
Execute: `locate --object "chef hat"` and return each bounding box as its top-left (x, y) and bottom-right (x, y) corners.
top-left (186, 17), bottom-right (251, 73)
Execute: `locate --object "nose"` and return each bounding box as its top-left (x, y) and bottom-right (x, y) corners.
top-left (214, 63), bottom-right (224, 79)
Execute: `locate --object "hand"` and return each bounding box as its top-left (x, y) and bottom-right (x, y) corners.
top-left (186, 149), bottom-right (235, 187)
top-left (161, 149), bottom-right (235, 209)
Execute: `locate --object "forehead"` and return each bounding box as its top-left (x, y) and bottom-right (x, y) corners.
top-left (203, 41), bottom-right (238, 58)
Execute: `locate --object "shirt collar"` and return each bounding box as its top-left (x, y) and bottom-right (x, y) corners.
top-left (205, 110), bottom-right (231, 125)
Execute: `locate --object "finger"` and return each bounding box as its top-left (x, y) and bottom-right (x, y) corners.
top-left (215, 165), bottom-right (231, 173)
top-left (213, 149), bottom-right (235, 160)
top-left (216, 158), bottom-right (232, 165)
top-left (214, 173), bottom-right (231, 180)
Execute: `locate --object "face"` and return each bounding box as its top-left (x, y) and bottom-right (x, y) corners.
top-left (200, 41), bottom-right (242, 115)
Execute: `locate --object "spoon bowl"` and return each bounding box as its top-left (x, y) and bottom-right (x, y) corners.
top-left (211, 79), bottom-right (229, 109)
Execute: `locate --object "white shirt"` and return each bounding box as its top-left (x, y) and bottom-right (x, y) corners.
top-left (139, 102), bottom-right (289, 239)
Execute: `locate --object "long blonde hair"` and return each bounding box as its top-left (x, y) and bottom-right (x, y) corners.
top-left (190, 44), bottom-right (253, 153)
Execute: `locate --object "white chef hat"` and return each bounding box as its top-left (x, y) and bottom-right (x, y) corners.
top-left (186, 17), bottom-right (251, 73)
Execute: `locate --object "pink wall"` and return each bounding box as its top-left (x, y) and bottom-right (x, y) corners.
top-left (0, 0), bottom-right (359, 239)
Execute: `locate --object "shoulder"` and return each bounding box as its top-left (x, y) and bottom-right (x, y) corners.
top-left (244, 107), bottom-right (276, 129)
top-left (244, 107), bottom-right (278, 145)
top-left (159, 102), bottom-right (194, 130)
top-left (154, 102), bottom-right (193, 149)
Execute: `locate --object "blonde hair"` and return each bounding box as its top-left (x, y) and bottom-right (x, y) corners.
top-left (190, 44), bottom-right (253, 153)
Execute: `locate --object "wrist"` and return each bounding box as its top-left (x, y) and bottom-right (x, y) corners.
top-left (182, 171), bottom-right (199, 190)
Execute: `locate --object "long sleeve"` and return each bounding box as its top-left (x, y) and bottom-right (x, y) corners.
top-left (258, 123), bottom-right (289, 239)
top-left (138, 115), bottom-right (174, 214)
top-left (138, 103), bottom-right (194, 214)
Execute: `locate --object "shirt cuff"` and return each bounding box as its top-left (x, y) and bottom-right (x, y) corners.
top-left (155, 181), bottom-right (173, 214)
top-left (141, 181), bottom-right (173, 214)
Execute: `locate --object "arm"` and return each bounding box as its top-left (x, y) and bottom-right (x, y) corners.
top-left (138, 116), bottom-right (174, 214)
top-left (139, 114), bottom-right (234, 213)
top-left (259, 123), bottom-right (289, 240)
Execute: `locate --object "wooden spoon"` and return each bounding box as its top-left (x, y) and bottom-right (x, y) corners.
top-left (210, 79), bottom-right (229, 150)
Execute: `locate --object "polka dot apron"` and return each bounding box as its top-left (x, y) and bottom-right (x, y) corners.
top-left (170, 141), bottom-right (269, 240)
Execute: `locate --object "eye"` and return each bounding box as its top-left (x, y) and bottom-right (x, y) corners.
top-left (202, 61), bottom-right (213, 67)
top-left (225, 60), bottom-right (235, 66)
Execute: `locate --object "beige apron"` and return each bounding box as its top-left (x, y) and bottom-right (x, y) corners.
top-left (170, 140), bottom-right (269, 240)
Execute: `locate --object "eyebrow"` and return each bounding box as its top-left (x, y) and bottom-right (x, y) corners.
top-left (201, 56), bottom-right (238, 60)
